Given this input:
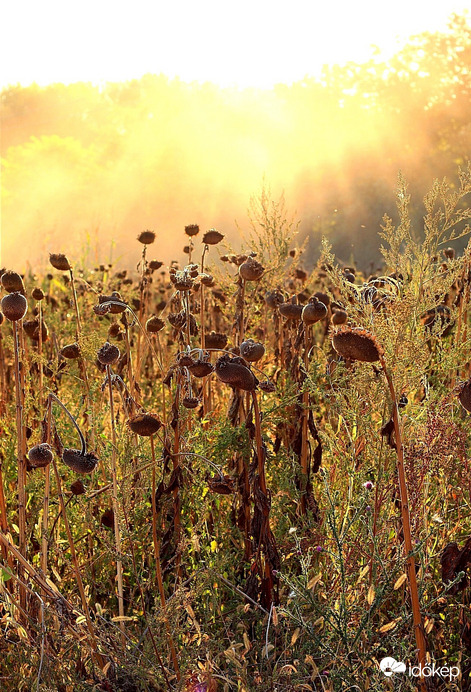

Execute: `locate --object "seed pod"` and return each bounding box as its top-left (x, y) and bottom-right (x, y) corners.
top-left (182, 396), bottom-right (200, 409)
top-left (302, 298), bottom-right (327, 325)
top-left (127, 412), bottom-right (162, 436)
top-left (278, 299), bottom-right (303, 320)
top-left (62, 449), bottom-right (99, 474)
top-left (205, 331), bottom-right (228, 350)
top-left (49, 253), bottom-right (71, 271)
top-left (189, 359), bottom-right (214, 377)
top-left (215, 354), bottom-right (257, 391)
top-left (148, 260), bottom-right (163, 271)
top-left (28, 443), bottom-right (53, 468)
top-left (146, 316), bottom-right (165, 333)
top-left (239, 257), bottom-right (265, 282)
top-left (137, 230), bottom-right (156, 245)
top-left (332, 309), bottom-right (347, 325)
top-left (185, 224), bottom-right (200, 237)
top-left (331, 326), bottom-right (382, 363)
top-left (97, 341), bottom-right (120, 365)
top-left (1, 270), bottom-right (25, 294)
top-left (32, 287), bottom-right (45, 301)
top-left (1, 292), bottom-right (28, 321)
top-left (202, 229), bottom-right (224, 245)
top-left (61, 343), bottom-right (81, 359)
top-left (70, 479), bottom-right (86, 495)
top-left (444, 247), bottom-right (456, 260)
top-left (23, 318), bottom-right (49, 342)
top-left (458, 380), bottom-right (471, 413)
top-left (240, 339), bottom-right (265, 362)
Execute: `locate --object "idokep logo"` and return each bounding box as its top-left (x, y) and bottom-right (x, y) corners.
top-left (379, 657), bottom-right (460, 681)
top-left (380, 657), bottom-right (406, 677)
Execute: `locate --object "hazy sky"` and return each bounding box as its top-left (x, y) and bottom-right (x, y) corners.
top-left (2, 0), bottom-right (470, 89)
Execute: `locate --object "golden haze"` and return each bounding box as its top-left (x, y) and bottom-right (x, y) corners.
top-left (1, 15), bottom-right (470, 270)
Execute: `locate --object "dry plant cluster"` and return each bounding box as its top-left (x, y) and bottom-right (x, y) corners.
top-left (1, 171), bottom-right (471, 691)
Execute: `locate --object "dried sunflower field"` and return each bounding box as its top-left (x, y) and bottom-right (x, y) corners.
top-left (2, 171), bottom-right (471, 691)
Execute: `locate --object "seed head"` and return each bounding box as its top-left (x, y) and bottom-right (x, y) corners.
top-left (49, 253), bottom-right (71, 271)
top-left (1, 292), bottom-right (28, 321)
top-left (70, 479), bottom-right (86, 495)
top-left (185, 224), bottom-right (200, 237)
top-left (279, 298), bottom-right (303, 320)
top-left (137, 230), bottom-right (156, 245)
top-left (127, 412), bottom-right (162, 436)
top-left (215, 354), bottom-right (258, 391)
top-left (240, 339), bottom-right (265, 362)
top-left (23, 319), bottom-right (49, 342)
top-left (204, 331), bottom-right (228, 349)
top-left (61, 343), bottom-right (81, 359)
top-left (239, 257), bottom-right (265, 282)
top-left (332, 309), bottom-right (347, 325)
top-left (331, 326), bottom-right (382, 363)
top-left (302, 297), bottom-right (327, 325)
top-left (146, 316), bottom-right (165, 333)
top-left (458, 380), bottom-right (471, 413)
top-left (28, 443), bottom-right (53, 468)
top-left (189, 359), bottom-right (214, 378)
top-left (202, 229), bottom-right (224, 245)
top-left (182, 396), bottom-right (200, 409)
top-left (97, 341), bottom-right (120, 365)
top-left (32, 287), bottom-right (45, 301)
top-left (62, 449), bottom-right (99, 474)
top-left (1, 270), bottom-right (25, 294)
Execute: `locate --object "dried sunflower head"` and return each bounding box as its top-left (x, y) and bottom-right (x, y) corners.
top-left (331, 326), bottom-right (383, 363)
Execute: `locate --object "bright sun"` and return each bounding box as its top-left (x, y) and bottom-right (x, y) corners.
top-left (1, 0), bottom-right (469, 89)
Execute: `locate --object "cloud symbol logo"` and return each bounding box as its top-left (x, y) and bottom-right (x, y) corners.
top-left (380, 657), bottom-right (407, 676)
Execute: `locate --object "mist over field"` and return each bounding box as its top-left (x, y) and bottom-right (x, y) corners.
top-left (1, 14), bottom-right (470, 271)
